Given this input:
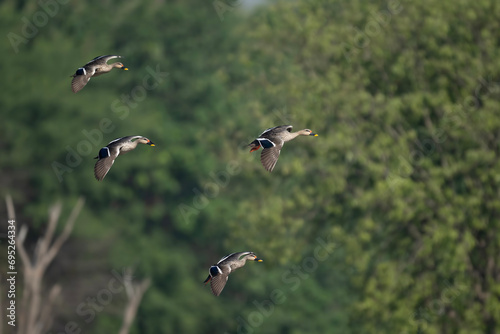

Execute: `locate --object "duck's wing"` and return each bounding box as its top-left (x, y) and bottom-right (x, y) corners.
top-left (108, 136), bottom-right (146, 155)
top-left (210, 273), bottom-right (228, 296)
top-left (260, 125), bottom-right (292, 137)
top-left (260, 139), bottom-right (284, 172)
top-left (94, 146), bottom-right (120, 181)
top-left (107, 136), bottom-right (136, 146)
top-left (260, 147), bottom-right (281, 172)
top-left (94, 157), bottom-right (115, 181)
top-left (210, 265), bottom-right (230, 296)
top-left (71, 67), bottom-right (93, 93)
top-left (217, 252), bottom-right (241, 264)
top-left (86, 55), bottom-right (122, 66)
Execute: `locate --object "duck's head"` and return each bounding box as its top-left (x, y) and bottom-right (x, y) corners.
top-left (114, 62), bottom-right (128, 70)
top-left (299, 129), bottom-right (318, 137)
top-left (137, 137), bottom-right (155, 146)
top-left (243, 252), bottom-right (263, 262)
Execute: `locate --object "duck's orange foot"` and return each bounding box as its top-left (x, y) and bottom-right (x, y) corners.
top-left (249, 145), bottom-right (261, 153)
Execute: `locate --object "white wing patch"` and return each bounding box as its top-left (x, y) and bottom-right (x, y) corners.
top-left (217, 252), bottom-right (237, 264)
top-left (256, 138), bottom-right (276, 148)
top-left (108, 137), bottom-right (123, 145)
top-left (87, 55), bottom-right (119, 64)
top-left (91, 55), bottom-right (106, 61)
top-left (259, 126), bottom-right (277, 136)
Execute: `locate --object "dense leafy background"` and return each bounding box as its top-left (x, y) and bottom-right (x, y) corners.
top-left (1, 0), bottom-right (499, 333)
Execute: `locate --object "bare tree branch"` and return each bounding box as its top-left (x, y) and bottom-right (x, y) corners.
top-left (42, 198), bottom-right (84, 270)
top-left (9, 197), bottom-right (84, 334)
top-left (39, 284), bottom-right (61, 333)
top-left (118, 267), bottom-right (151, 334)
top-left (36, 202), bottom-right (62, 265)
top-left (17, 225), bottom-right (31, 269)
top-left (5, 194), bottom-right (15, 221)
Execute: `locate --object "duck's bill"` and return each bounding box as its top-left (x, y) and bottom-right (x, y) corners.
top-left (255, 258), bottom-right (263, 262)
top-left (148, 141), bottom-right (155, 146)
top-left (310, 133), bottom-right (318, 136)
top-left (122, 66), bottom-right (129, 70)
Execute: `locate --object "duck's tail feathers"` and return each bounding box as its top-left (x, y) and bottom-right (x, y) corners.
top-left (248, 141), bottom-right (261, 152)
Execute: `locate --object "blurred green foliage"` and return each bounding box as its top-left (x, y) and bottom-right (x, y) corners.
top-left (1, 0), bottom-right (499, 333)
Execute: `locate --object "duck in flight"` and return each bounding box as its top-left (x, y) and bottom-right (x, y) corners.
top-left (248, 125), bottom-right (318, 172)
top-left (70, 55), bottom-right (128, 93)
top-left (204, 252), bottom-right (263, 296)
top-left (94, 136), bottom-right (154, 181)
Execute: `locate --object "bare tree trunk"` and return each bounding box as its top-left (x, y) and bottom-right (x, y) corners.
top-left (6, 196), bottom-right (151, 334)
top-left (7, 196), bottom-right (84, 334)
top-left (118, 267), bottom-right (151, 334)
